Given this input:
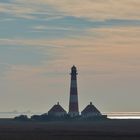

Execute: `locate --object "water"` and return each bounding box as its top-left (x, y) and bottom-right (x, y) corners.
top-left (109, 116), bottom-right (140, 119)
top-left (0, 112), bottom-right (37, 118)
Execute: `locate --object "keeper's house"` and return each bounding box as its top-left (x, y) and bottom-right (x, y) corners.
top-left (81, 102), bottom-right (103, 118)
top-left (48, 102), bottom-right (67, 117)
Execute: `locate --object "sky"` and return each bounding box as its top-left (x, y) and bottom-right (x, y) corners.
top-left (0, 0), bottom-right (140, 114)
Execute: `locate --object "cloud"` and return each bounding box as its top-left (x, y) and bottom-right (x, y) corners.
top-left (0, 18), bottom-right (14, 22)
top-left (1, 25), bottom-right (139, 47)
top-left (32, 25), bottom-right (81, 31)
top-left (0, 0), bottom-right (64, 19)
top-left (13, 0), bottom-right (140, 20)
top-left (0, 38), bottom-right (65, 48)
top-left (1, 26), bottom-right (140, 77)
top-left (31, 26), bottom-right (140, 49)
top-left (1, 0), bottom-right (140, 20)
top-left (47, 26), bottom-right (140, 75)
top-left (0, 2), bottom-right (36, 19)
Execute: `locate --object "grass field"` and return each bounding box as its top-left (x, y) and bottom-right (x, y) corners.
top-left (0, 119), bottom-right (140, 140)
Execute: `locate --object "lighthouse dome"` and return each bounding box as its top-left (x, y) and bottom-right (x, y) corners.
top-left (72, 65), bottom-right (76, 70)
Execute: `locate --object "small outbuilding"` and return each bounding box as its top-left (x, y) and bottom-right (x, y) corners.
top-left (48, 102), bottom-right (67, 117)
top-left (81, 102), bottom-right (102, 118)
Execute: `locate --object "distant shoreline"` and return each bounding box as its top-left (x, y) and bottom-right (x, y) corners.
top-left (0, 113), bottom-right (140, 119)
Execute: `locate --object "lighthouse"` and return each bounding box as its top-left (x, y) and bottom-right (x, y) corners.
top-left (68, 65), bottom-right (79, 117)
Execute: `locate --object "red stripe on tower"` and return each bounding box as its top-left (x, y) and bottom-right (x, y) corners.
top-left (68, 65), bottom-right (79, 117)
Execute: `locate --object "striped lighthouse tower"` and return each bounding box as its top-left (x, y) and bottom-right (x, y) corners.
top-left (68, 65), bottom-right (79, 117)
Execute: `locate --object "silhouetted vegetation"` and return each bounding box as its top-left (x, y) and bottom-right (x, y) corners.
top-left (13, 113), bottom-right (107, 122)
top-left (14, 115), bottom-right (29, 121)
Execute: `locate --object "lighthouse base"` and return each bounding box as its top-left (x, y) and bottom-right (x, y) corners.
top-left (68, 112), bottom-right (79, 117)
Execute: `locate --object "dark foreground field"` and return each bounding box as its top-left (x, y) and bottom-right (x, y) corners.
top-left (0, 119), bottom-right (140, 140)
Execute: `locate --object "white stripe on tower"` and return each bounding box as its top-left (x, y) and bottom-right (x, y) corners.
top-left (70, 95), bottom-right (78, 103)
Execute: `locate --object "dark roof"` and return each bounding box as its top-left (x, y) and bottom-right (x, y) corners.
top-left (48, 102), bottom-right (67, 113)
top-left (81, 102), bottom-right (101, 114)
